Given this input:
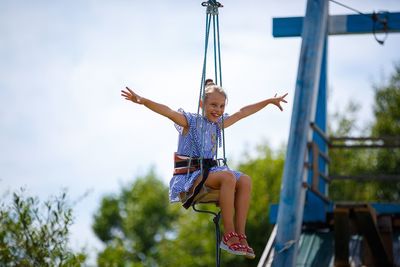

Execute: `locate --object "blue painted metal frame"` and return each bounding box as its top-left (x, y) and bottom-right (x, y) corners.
top-left (304, 34), bottom-right (328, 223)
top-left (272, 1), bottom-right (329, 266)
top-left (269, 4), bottom-right (400, 267)
top-left (273, 12), bottom-right (400, 37)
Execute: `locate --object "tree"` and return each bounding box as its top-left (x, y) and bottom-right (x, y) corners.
top-left (0, 189), bottom-right (86, 266)
top-left (328, 63), bottom-right (400, 202)
top-left (370, 63), bottom-right (400, 201)
top-left (235, 143), bottom-right (285, 266)
top-left (328, 101), bottom-right (378, 201)
top-left (92, 170), bottom-right (179, 266)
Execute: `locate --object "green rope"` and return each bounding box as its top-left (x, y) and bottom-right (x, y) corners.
top-left (184, 1), bottom-right (226, 207)
top-left (214, 9), bottom-right (227, 165)
top-left (197, 0), bottom-right (227, 167)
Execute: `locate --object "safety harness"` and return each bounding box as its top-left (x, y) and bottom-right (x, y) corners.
top-left (174, 153), bottom-right (219, 209)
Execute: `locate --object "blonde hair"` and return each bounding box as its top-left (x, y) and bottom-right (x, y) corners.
top-left (204, 78), bottom-right (227, 101)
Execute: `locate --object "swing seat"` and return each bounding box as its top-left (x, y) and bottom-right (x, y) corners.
top-left (174, 152), bottom-right (220, 206)
top-left (180, 185), bottom-right (220, 205)
top-left (194, 186), bottom-right (220, 204)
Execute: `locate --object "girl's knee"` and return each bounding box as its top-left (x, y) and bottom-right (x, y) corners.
top-left (238, 175), bottom-right (252, 189)
top-left (206, 171), bottom-right (237, 189)
top-left (221, 171), bottom-right (237, 186)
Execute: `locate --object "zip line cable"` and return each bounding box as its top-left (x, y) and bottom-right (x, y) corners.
top-left (329, 0), bottom-right (366, 16)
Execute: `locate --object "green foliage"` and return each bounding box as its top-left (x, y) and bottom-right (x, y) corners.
top-left (0, 189), bottom-right (86, 266)
top-left (234, 144), bottom-right (285, 266)
top-left (96, 239), bottom-right (137, 267)
top-left (372, 63), bottom-right (400, 137)
top-left (93, 196), bottom-right (122, 243)
top-left (329, 63), bottom-right (400, 202)
top-left (92, 170), bottom-right (179, 266)
top-left (328, 101), bottom-right (377, 201)
top-left (158, 208), bottom-right (223, 267)
top-left (329, 101), bottom-right (362, 137)
top-left (120, 172), bottom-right (177, 254)
top-left (370, 63), bottom-right (400, 201)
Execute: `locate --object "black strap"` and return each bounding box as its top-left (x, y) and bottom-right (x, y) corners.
top-left (182, 159), bottom-right (218, 209)
top-left (174, 159), bottom-right (201, 168)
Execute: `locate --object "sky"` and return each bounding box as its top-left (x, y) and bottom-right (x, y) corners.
top-left (1, 0), bottom-right (399, 263)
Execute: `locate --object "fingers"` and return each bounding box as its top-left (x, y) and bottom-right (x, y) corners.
top-left (121, 87), bottom-right (137, 100)
top-left (273, 92), bottom-right (288, 111)
top-left (276, 92), bottom-right (288, 103)
top-left (126, 86), bottom-right (134, 94)
top-left (121, 91), bottom-right (131, 99)
top-left (282, 95), bottom-right (288, 103)
top-left (281, 93), bottom-right (288, 102)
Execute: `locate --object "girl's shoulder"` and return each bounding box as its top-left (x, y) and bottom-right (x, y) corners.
top-left (177, 108), bottom-right (203, 120)
top-left (175, 109), bottom-right (202, 134)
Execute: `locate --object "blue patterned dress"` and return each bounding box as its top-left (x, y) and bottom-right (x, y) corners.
top-left (169, 109), bottom-right (242, 202)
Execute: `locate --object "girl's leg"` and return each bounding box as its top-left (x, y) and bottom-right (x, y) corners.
top-left (203, 171), bottom-right (250, 256)
top-left (234, 175), bottom-right (252, 246)
top-left (204, 171), bottom-right (237, 236)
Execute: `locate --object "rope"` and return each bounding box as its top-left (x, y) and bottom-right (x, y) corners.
top-left (187, 5), bottom-right (226, 267)
top-left (195, 0), bottom-right (227, 166)
top-left (329, 0), bottom-right (389, 45)
top-left (186, 0), bottom-right (226, 186)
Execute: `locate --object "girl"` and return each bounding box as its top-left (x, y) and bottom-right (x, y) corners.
top-left (121, 80), bottom-right (287, 259)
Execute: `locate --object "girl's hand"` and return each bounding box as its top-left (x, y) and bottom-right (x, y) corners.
top-left (270, 93), bottom-right (288, 111)
top-left (121, 87), bottom-right (143, 104)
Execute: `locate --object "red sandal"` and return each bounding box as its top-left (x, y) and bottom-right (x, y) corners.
top-left (220, 232), bottom-right (247, 256)
top-left (238, 234), bottom-right (256, 259)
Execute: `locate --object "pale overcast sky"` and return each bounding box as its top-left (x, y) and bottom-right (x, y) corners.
top-left (1, 0), bottom-right (399, 263)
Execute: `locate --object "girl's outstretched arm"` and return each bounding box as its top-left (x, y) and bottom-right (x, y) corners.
top-left (223, 93), bottom-right (288, 128)
top-left (121, 87), bottom-right (188, 128)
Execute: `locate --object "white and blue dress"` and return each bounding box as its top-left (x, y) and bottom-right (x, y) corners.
top-left (169, 109), bottom-right (242, 203)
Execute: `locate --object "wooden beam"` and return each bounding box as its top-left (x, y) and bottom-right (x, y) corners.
top-left (378, 216), bottom-right (394, 265)
top-left (334, 207), bottom-right (351, 267)
top-left (302, 182), bottom-right (330, 204)
top-left (353, 206), bottom-right (392, 267)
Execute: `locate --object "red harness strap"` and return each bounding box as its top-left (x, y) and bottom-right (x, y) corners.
top-left (173, 153), bottom-right (201, 175)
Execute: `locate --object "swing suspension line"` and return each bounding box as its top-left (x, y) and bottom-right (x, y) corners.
top-left (195, 0), bottom-right (227, 166)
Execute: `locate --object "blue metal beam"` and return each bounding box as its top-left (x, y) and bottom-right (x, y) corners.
top-left (273, 12), bottom-right (400, 37)
top-left (304, 34), bottom-right (329, 223)
top-left (272, 0), bottom-right (329, 266)
top-left (269, 202), bottom-right (400, 224)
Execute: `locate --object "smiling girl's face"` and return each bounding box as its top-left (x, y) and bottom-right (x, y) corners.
top-left (203, 91), bottom-right (226, 122)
